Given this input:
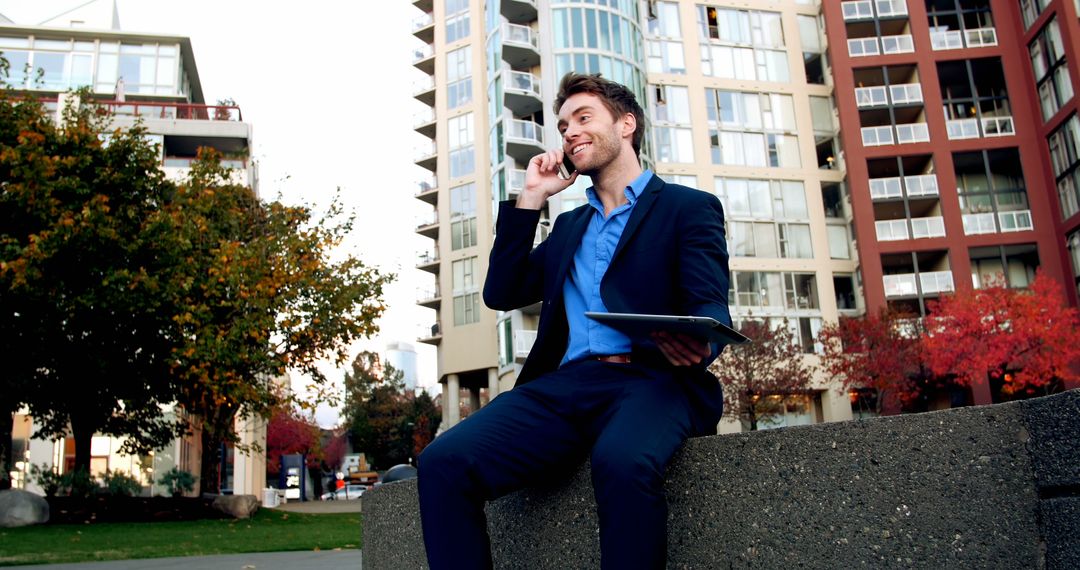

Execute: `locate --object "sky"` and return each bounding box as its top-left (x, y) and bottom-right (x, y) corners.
top-left (0, 0), bottom-right (440, 427)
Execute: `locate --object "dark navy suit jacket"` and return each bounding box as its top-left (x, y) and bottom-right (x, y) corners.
top-left (483, 174), bottom-right (732, 434)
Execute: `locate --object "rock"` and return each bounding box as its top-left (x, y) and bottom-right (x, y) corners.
top-left (211, 494), bottom-right (260, 519)
top-left (0, 489), bottom-right (50, 528)
top-left (383, 464), bottom-right (418, 484)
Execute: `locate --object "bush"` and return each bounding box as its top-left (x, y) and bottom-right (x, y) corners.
top-left (158, 467), bottom-right (197, 497)
top-left (63, 468), bottom-right (97, 499)
top-left (102, 470), bottom-right (143, 497)
top-left (30, 464), bottom-right (64, 497)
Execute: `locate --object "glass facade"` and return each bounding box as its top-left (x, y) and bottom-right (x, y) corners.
top-left (551, 1), bottom-right (646, 100)
top-left (0, 35), bottom-right (186, 96)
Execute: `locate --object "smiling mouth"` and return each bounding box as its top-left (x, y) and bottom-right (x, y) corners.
top-left (571, 143), bottom-right (590, 155)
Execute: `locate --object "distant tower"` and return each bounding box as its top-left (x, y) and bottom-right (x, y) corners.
top-left (385, 341), bottom-right (419, 392)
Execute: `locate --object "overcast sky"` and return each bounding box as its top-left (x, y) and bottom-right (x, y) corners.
top-left (0, 0), bottom-right (439, 427)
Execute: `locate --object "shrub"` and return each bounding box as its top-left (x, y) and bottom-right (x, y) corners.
top-left (30, 464), bottom-right (64, 497)
top-left (102, 470), bottom-right (143, 497)
top-left (158, 467), bottom-right (197, 497)
top-left (62, 468), bottom-right (97, 499)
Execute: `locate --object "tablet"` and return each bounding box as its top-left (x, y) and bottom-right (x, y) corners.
top-left (585, 312), bottom-right (751, 346)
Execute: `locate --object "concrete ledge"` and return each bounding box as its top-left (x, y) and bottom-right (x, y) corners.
top-left (363, 390), bottom-right (1079, 569)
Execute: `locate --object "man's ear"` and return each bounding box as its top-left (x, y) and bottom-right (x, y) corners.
top-left (621, 112), bottom-right (636, 141)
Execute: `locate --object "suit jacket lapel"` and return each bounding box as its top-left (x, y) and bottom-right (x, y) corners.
top-left (612, 173), bottom-right (663, 261)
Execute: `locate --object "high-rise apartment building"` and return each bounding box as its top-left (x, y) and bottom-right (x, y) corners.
top-left (2, 0), bottom-right (264, 494)
top-left (824, 0), bottom-right (1080, 404)
top-left (411, 0), bottom-right (1080, 432)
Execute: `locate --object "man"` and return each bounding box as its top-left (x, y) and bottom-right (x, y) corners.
top-left (417, 73), bottom-right (731, 569)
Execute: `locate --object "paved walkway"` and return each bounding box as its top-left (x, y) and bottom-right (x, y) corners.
top-left (29, 550), bottom-right (362, 570)
top-left (276, 499), bottom-right (361, 514)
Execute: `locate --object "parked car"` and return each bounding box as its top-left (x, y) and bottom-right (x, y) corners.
top-left (321, 484), bottom-right (366, 501)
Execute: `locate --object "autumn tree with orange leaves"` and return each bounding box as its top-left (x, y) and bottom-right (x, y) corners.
top-left (922, 272), bottom-right (1080, 400)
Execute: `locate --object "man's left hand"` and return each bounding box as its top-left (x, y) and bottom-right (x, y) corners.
top-left (652, 331), bottom-right (711, 367)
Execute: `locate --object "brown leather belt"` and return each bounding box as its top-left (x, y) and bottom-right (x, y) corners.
top-left (593, 353), bottom-right (632, 364)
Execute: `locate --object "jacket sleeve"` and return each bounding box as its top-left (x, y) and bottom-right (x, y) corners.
top-left (677, 192), bottom-right (732, 368)
top-left (483, 200), bottom-right (547, 311)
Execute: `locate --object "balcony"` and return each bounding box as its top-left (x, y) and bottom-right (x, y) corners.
top-left (855, 86), bottom-right (888, 108)
top-left (946, 116), bottom-right (1015, 140)
top-left (895, 123), bottom-right (930, 144)
top-left (417, 250), bottom-right (440, 274)
top-left (855, 83), bottom-right (922, 108)
top-left (418, 320), bottom-right (443, 345)
top-left (842, 0), bottom-right (907, 20)
top-left (890, 83), bottom-right (923, 105)
top-left (848, 37), bottom-right (881, 57)
top-left (931, 27), bottom-right (998, 51)
top-left (416, 210), bottom-right (439, 239)
top-left (881, 34), bottom-right (915, 54)
top-left (504, 70), bottom-right (543, 117)
top-left (414, 141), bottom-right (437, 172)
top-left (413, 75), bottom-right (436, 106)
top-left (904, 174), bottom-right (939, 197)
top-left (502, 23), bottom-right (540, 69)
top-left (869, 177), bottom-right (903, 200)
top-left (505, 118), bottom-right (544, 164)
top-left (501, 0), bottom-right (538, 25)
top-left (920, 271), bottom-right (955, 294)
top-left (415, 176), bottom-right (438, 206)
top-left (508, 167), bottom-right (526, 199)
top-left (883, 273), bottom-right (918, 297)
top-left (412, 12), bottom-right (434, 43)
top-left (868, 174), bottom-right (939, 201)
top-left (413, 0), bottom-right (432, 13)
top-left (413, 107), bottom-right (436, 139)
top-left (876, 219), bottom-right (910, 241)
top-left (963, 210), bottom-right (1034, 234)
top-left (417, 285), bottom-right (441, 309)
top-left (513, 329), bottom-right (537, 362)
top-left (413, 43), bottom-right (435, 75)
top-left (862, 125), bottom-right (894, 146)
top-left (910, 216), bottom-right (945, 239)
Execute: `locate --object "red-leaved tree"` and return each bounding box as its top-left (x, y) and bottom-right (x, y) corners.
top-left (817, 310), bottom-right (929, 414)
top-left (265, 406), bottom-right (323, 476)
top-left (922, 272), bottom-right (1080, 399)
top-left (709, 319), bottom-right (815, 431)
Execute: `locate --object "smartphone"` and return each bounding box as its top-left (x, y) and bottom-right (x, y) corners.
top-left (557, 155), bottom-right (576, 180)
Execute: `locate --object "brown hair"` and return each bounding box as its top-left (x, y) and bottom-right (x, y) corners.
top-left (554, 73), bottom-right (645, 157)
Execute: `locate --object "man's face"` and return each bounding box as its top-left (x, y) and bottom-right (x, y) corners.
top-left (556, 92), bottom-right (631, 176)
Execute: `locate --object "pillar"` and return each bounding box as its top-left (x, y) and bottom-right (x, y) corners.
top-left (447, 374), bottom-right (461, 428)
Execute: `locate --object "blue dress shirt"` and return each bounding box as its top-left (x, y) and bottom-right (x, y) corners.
top-left (560, 170), bottom-right (654, 365)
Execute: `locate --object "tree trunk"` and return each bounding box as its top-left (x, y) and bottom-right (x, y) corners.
top-left (0, 410), bottom-right (13, 490)
top-left (69, 414), bottom-right (94, 474)
top-left (199, 427), bottom-right (221, 495)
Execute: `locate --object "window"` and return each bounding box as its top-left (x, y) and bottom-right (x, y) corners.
top-left (452, 257), bottom-right (481, 325)
top-left (1030, 18), bottom-right (1073, 122)
top-left (648, 1), bottom-right (682, 38)
top-left (969, 244), bottom-right (1039, 289)
top-left (706, 89), bottom-right (799, 168)
top-left (650, 85), bottom-right (693, 163)
top-left (754, 394), bottom-right (817, 430)
top-left (646, 40), bottom-right (686, 74)
top-left (697, 6), bottom-right (787, 82)
top-left (833, 274), bottom-right (857, 310)
top-left (447, 46), bottom-right (471, 82)
top-left (1020, 0), bottom-right (1051, 30)
top-left (447, 13), bottom-right (470, 43)
top-left (450, 183), bottom-right (477, 250)
top-left (449, 113), bottom-right (475, 178)
top-left (448, 78), bottom-right (472, 109)
top-left (954, 149), bottom-right (1032, 234)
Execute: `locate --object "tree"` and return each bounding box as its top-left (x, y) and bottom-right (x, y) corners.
top-left (158, 151), bottom-right (392, 493)
top-left (817, 310), bottom-right (930, 414)
top-left (342, 351), bottom-right (440, 469)
top-left (922, 272), bottom-right (1080, 400)
top-left (1, 85), bottom-right (184, 473)
top-left (709, 319), bottom-right (815, 431)
top-left (265, 405), bottom-right (323, 476)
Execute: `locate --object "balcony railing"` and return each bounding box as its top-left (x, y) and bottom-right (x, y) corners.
top-left (509, 168), bottom-right (526, 194)
top-left (416, 210), bottom-right (439, 228)
top-left (513, 329), bottom-right (537, 359)
top-left (506, 70), bottom-right (541, 96)
top-left (910, 216), bottom-right (945, 238)
top-left (869, 177), bottom-right (903, 199)
top-left (931, 27), bottom-right (998, 50)
top-left (862, 125), bottom-right (894, 146)
top-left (412, 12), bottom-right (434, 30)
top-left (890, 83), bottom-right (923, 105)
top-left (856, 86), bottom-right (887, 108)
top-left (895, 122), bottom-right (930, 143)
top-left (413, 43), bottom-right (434, 62)
top-left (920, 271), bottom-right (955, 294)
top-left (881, 34), bottom-right (915, 54)
top-left (848, 37), bottom-right (880, 57)
top-left (983, 116), bottom-right (1015, 137)
top-left (875, 219), bottom-right (909, 241)
top-left (946, 118), bottom-right (980, 139)
top-left (504, 23), bottom-right (538, 48)
top-left (999, 209), bottom-right (1033, 232)
top-left (842, 1), bottom-right (873, 20)
top-left (417, 251), bottom-right (439, 265)
top-left (414, 140), bottom-right (437, 161)
top-left (413, 107), bottom-right (435, 127)
top-left (883, 274), bottom-right (918, 297)
top-left (876, 0), bottom-right (908, 17)
top-left (904, 174), bottom-right (939, 197)
top-left (963, 212), bottom-right (997, 235)
top-left (412, 75), bottom-right (434, 95)
top-left (42, 98), bottom-right (244, 122)
top-left (507, 118), bottom-right (544, 144)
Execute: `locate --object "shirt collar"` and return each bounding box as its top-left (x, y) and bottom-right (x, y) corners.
top-left (584, 169), bottom-right (653, 213)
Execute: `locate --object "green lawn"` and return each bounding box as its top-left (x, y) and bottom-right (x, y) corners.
top-left (0, 509), bottom-right (361, 566)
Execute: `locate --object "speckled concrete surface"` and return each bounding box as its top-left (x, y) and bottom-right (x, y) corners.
top-left (363, 390), bottom-right (1079, 569)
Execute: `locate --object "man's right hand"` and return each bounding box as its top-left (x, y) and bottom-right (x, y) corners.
top-left (516, 149), bottom-right (579, 210)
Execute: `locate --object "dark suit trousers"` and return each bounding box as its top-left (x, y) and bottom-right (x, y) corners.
top-left (417, 360), bottom-right (703, 570)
